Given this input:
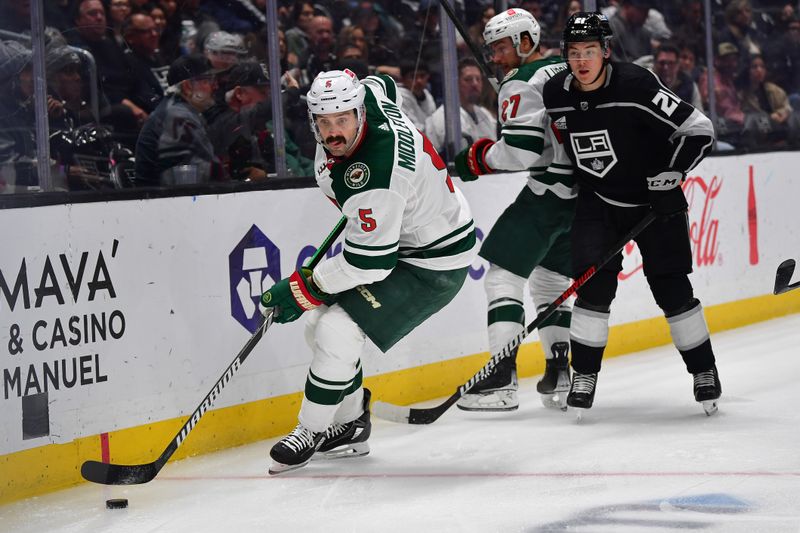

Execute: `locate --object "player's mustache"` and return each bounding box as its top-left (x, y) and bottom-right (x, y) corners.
top-left (326, 136), bottom-right (347, 145)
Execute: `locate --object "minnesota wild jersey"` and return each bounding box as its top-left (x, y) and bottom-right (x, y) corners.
top-left (485, 56), bottom-right (575, 200)
top-left (313, 74), bottom-right (478, 295)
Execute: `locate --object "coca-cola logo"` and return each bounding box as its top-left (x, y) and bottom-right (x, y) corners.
top-left (685, 174), bottom-right (721, 267)
top-left (619, 174), bottom-right (722, 281)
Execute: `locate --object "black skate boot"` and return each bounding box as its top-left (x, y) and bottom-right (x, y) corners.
top-left (314, 389), bottom-right (372, 460)
top-left (567, 372), bottom-right (597, 419)
top-left (457, 349), bottom-right (519, 412)
top-left (693, 365), bottom-right (721, 416)
top-left (269, 423), bottom-right (326, 475)
top-left (537, 342), bottom-right (571, 411)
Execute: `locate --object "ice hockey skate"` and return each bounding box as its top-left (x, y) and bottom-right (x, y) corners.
top-left (537, 342), bottom-right (571, 411)
top-left (567, 372), bottom-right (597, 420)
top-left (457, 350), bottom-right (519, 411)
top-left (268, 423), bottom-right (326, 475)
top-left (693, 366), bottom-right (722, 416)
top-left (313, 389), bottom-right (372, 461)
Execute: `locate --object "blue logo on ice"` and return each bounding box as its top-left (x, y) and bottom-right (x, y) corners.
top-left (229, 225), bottom-right (282, 333)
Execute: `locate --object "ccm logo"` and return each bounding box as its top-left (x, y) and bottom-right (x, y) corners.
top-left (647, 172), bottom-right (682, 190)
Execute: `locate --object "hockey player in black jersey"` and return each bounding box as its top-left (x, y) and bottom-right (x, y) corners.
top-left (542, 12), bottom-right (721, 416)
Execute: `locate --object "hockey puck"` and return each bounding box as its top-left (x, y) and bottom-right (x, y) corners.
top-left (106, 498), bottom-right (128, 509)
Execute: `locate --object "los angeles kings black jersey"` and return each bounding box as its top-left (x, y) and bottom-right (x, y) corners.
top-left (542, 62), bottom-right (715, 206)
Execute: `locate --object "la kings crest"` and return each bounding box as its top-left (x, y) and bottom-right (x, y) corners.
top-left (570, 129), bottom-right (618, 178)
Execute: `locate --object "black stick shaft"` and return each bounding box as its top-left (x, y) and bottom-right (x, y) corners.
top-left (81, 216), bottom-right (347, 485)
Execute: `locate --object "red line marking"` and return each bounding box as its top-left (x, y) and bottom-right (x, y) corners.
top-left (100, 432), bottom-right (110, 463)
top-left (159, 471), bottom-right (800, 481)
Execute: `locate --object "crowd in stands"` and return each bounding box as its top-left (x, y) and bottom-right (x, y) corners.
top-left (3, 0), bottom-right (800, 192)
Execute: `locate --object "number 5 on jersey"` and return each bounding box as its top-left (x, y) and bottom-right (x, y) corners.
top-left (359, 208), bottom-right (377, 232)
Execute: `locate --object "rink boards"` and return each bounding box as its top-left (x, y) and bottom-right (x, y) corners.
top-left (2, 151), bottom-right (800, 503)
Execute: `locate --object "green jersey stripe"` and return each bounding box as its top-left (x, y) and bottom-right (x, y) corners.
top-left (399, 230), bottom-right (476, 260)
top-left (345, 239), bottom-right (399, 252)
top-left (504, 134), bottom-right (544, 153)
top-left (501, 125), bottom-right (544, 133)
top-left (309, 367), bottom-right (360, 387)
top-left (398, 219), bottom-right (474, 253)
top-left (344, 249), bottom-right (398, 270)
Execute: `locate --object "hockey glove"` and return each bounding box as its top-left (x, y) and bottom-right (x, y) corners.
top-left (647, 170), bottom-right (688, 218)
top-left (454, 138), bottom-right (495, 182)
top-left (261, 268), bottom-right (330, 324)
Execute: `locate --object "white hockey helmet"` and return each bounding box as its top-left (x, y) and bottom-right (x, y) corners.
top-left (483, 8), bottom-right (541, 59)
top-left (306, 68), bottom-right (366, 144)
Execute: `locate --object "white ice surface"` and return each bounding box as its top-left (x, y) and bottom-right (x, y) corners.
top-left (2, 315), bottom-right (799, 533)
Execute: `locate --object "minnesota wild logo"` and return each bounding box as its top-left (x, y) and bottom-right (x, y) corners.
top-left (344, 162), bottom-right (370, 189)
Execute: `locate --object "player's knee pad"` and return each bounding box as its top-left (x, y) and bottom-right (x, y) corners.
top-left (666, 298), bottom-right (710, 353)
top-left (310, 304), bottom-right (366, 380)
top-left (647, 274), bottom-right (694, 314)
top-left (575, 269), bottom-right (618, 308)
top-left (484, 266), bottom-right (527, 353)
top-left (530, 266), bottom-right (572, 357)
top-left (529, 266), bottom-right (571, 310)
top-left (485, 265), bottom-right (526, 308)
top-left (570, 298), bottom-right (611, 349)
top-left (485, 264), bottom-right (526, 324)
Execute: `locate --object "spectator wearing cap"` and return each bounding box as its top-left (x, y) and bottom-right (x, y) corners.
top-left (653, 43), bottom-right (703, 111)
top-left (397, 59), bottom-right (436, 132)
top-left (134, 54), bottom-right (221, 186)
top-left (699, 42), bottom-right (745, 135)
top-left (205, 61), bottom-right (313, 179)
top-left (204, 31), bottom-right (248, 71)
top-left (45, 45), bottom-right (100, 126)
top-left (607, 0), bottom-right (653, 62)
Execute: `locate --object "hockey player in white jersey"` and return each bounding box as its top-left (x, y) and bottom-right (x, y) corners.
top-left (454, 8), bottom-right (576, 412)
top-left (261, 69), bottom-right (478, 474)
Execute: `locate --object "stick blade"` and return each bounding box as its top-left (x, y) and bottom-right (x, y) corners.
top-left (371, 401), bottom-right (412, 424)
top-left (774, 259), bottom-right (797, 295)
top-left (371, 401), bottom-right (448, 425)
top-left (81, 460), bottom-right (158, 485)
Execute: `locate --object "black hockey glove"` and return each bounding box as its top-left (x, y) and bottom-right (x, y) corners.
top-left (647, 170), bottom-right (688, 218)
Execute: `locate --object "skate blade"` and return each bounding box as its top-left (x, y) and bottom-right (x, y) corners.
top-left (312, 442), bottom-right (370, 461)
top-left (574, 407), bottom-right (588, 422)
top-left (456, 391), bottom-right (519, 412)
top-left (701, 399), bottom-right (719, 416)
top-left (540, 391), bottom-right (569, 412)
top-left (268, 459), bottom-right (310, 476)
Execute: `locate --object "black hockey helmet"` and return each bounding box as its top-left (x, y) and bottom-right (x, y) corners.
top-left (560, 12), bottom-right (613, 59)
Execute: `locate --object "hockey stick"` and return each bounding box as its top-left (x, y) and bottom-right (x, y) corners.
top-left (372, 211), bottom-right (657, 424)
top-left (439, 0), bottom-right (500, 92)
top-left (774, 258), bottom-right (799, 294)
top-left (80, 216), bottom-right (347, 485)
